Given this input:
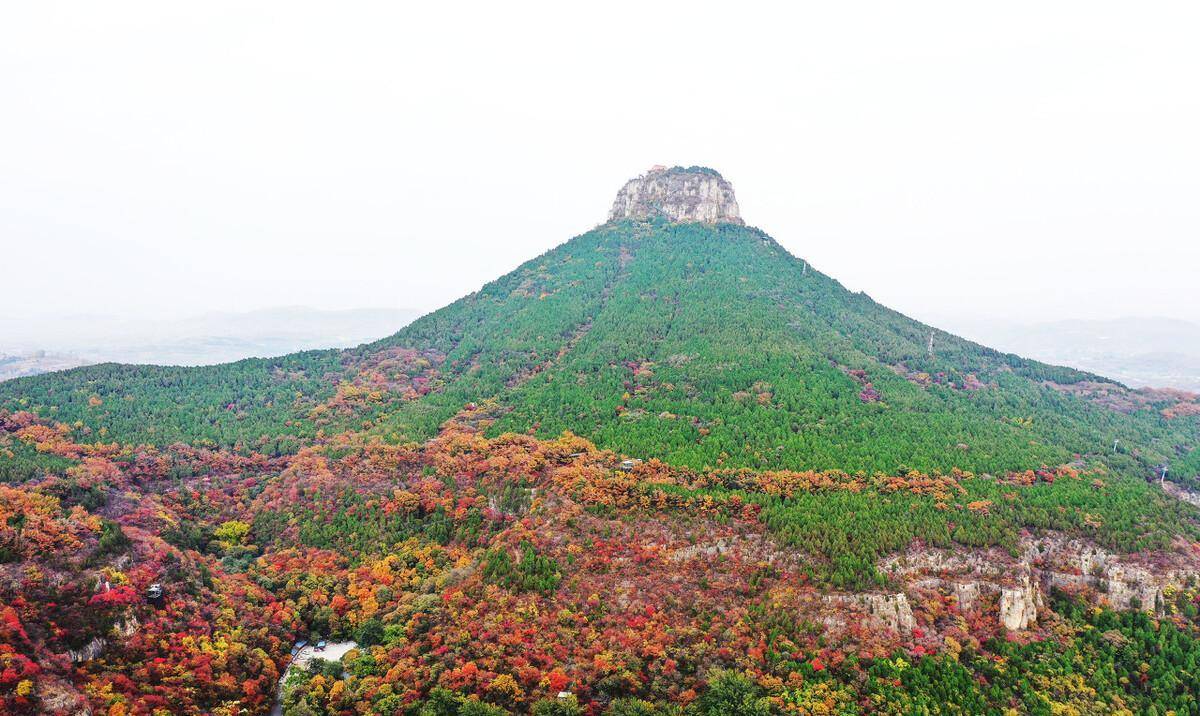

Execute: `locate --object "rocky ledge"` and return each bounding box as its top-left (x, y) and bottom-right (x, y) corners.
top-left (609, 165), bottom-right (742, 225)
top-left (881, 533), bottom-right (1200, 632)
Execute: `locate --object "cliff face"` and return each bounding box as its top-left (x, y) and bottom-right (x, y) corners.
top-left (882, 534), bottom-right (1199, 632)
top-left (999, 576), bottom-right (1043, 630)
top-left (608, 166), bottom-right (742, 225)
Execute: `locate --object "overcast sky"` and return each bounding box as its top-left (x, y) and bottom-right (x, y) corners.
top-left (2, 1), bottom-right (1197, 330)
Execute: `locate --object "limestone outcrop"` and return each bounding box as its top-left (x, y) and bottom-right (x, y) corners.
top-left (999, 576), bottom-right (1043, 630)
top-left (880, 534), bottom-right (1199, 632)
top-left (862, 593), bottom-right (917, 634)
top-left (609, 166), bottom-right (742, 225)
top-left (67, 614), bottom-right (139, 663)
top-left (822, 592), bottom-right (916, 634)
top-left (69, 636), bottom-right (107, 663)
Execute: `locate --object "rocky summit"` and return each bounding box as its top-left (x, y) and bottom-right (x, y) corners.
top-left (608, 165), bottom-right (742, 225)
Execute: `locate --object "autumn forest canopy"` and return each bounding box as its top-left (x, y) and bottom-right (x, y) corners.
top-left (2, 195), bottom-right (1200, 714)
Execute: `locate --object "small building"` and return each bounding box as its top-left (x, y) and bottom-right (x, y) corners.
top-left (316, 640), bottom-right (327, 652)
top-left (146, 583), bottom-right (164, 605)
top-left (617, 458), bottom-right (642, 472)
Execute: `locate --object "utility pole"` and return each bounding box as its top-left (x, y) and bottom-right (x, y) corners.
top-left (802, 261), bottom-right (807, 276)
top-left (1112, 439), bottom-right (1119, 453)
top-left (1160, 464), bottom-right (1169, 487)
top-left (927, 330), bottom-right (934, 357)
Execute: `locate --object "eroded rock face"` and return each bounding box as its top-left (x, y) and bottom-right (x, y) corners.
top-left (862, 593), bottom-right (917, 634)
top-left (881, 534), bottom-right (1199, 632)
top-left (114, 614), bottom-right (139, 638)
top-left (1043, 543), bottom-right (1168, 614)
top-left (952, 581), bottom-right (981, 611)
top-left (822, 592), bottom-right (915, 634)
top-left (999, 576), bottom-right (1043, 630)
top-left (67, 614), bottom-right (139, 662)
top-left (69, 636), bottom-right (107, 663)
top-left (669, 533), bottom-right (786, 564)
top-left (1164, 481), bottom-right (1200, 508)
top-left (609, 166), bottom-right (742, 225)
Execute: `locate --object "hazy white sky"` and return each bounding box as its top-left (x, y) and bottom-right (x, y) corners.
top-left (2, 1), bottom-right (1198, 328)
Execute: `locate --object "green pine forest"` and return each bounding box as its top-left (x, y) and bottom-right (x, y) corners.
top-left (4, 212), bottom-right (1200, 714)
top-left (5, 219), bottom-right (1196, 484)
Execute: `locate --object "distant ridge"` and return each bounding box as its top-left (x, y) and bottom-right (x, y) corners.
top-left (0, 306), bottom-right (421, 375)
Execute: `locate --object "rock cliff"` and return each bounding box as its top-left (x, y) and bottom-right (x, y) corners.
top-left (67, 614), bottom-right (138, 663)
top-left (821, 592), bottom-right (916, 634)
top-left (999, 576), bottom-right (1043, 630)
top-left (881, 533), bottom-right (1199, 632)
top-left (608, 166), bottom-right (742, 225)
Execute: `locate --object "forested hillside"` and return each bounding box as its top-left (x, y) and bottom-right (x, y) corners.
top-left (366, 218), bottom-right (1199, 480)
top-left (3, 406), bottom-right (1200, 714)
top-left (0, 352), bottom-right (343, 453)
top-left (5, 217), bottom-right (1197, 483)
top-left (2, 167), bottom-right (1199, 714)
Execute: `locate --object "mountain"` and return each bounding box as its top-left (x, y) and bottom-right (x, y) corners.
top-left (5, 167), bottom-right (1195, 478)
top-left (2, 167), bottom-right (1200, 715)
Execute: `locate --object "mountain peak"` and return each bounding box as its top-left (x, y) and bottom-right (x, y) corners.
top-left (608, 165), bottom-right (742, 225)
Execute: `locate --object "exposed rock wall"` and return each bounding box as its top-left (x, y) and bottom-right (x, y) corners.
top-left (952, 581), bottom-right (981, 611)
top-left (67, 614), bottom-right (139, 662)
top-left (822, 592), bottom-right (915, 634)
top-left (862, 593), bottom-right (917, 634)
top-left (1164, 481), bottom-right (1200, 508)
top-left (999, 576), bottom-right (1043, 630)
top-left (1042, 543), bottom-right (1170, 613)
top-left (114, 614), bottom-right (139, 638)
top-left (881, 534), bottom-right (1198, 632)
top-left (69, 636), bottom-right (107, 663)
top-left (609, 166), bottom-right (742, 225)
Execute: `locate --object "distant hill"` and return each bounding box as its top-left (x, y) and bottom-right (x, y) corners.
top-left (0, 351), bottom-right (93, 382)
top-left (0, 306), bottom-right (420, 381)
top-left (937, 316), bottom-right (1200, 392)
